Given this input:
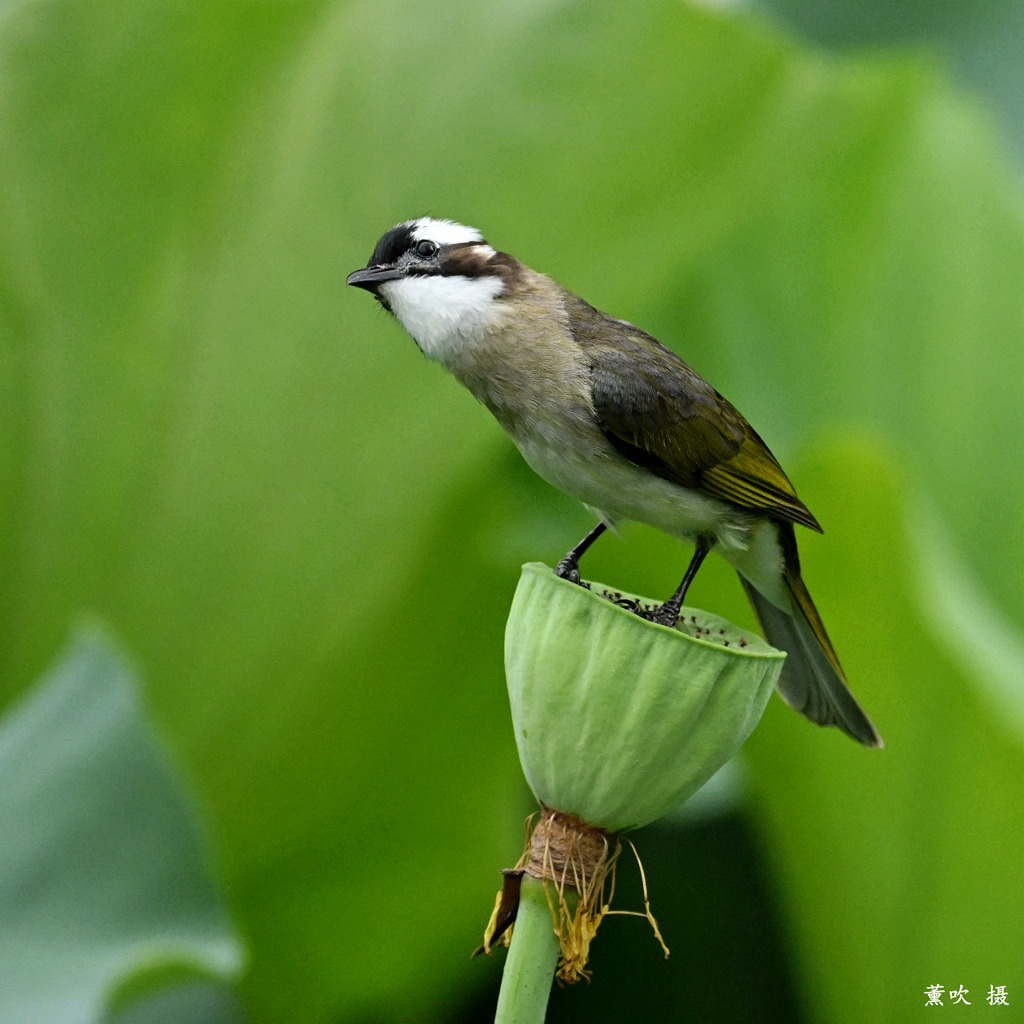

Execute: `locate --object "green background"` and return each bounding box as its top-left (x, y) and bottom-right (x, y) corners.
top-left (1, 2), bottom-right (1022, 1022)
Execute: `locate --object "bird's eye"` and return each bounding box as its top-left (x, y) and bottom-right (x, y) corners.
top-left (414, 239), bottom-right (438, 258)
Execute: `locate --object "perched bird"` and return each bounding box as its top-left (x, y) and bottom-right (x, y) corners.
top-left (347, 217), bottom-right (881, 747)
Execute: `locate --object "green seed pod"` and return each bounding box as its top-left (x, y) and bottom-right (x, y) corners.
top-left (505, 563), bottom-right (785, 833)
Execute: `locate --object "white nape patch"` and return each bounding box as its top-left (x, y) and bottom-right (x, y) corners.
top-left (410, 217), bottom-right (484, 247)
top-left (380, 274), bottom-right (505, 363)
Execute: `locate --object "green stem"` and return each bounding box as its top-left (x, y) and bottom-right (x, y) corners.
top-left (494, 875), bottom-right (560, 1024)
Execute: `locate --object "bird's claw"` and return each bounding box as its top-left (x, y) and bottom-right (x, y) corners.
top-left (641, 602), bottom-right (681, 628)
top-left (554, 558), bottom-right (581, 585)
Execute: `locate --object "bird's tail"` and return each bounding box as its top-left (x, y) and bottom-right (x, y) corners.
top-left (739, 525), bottom-right (882, 748)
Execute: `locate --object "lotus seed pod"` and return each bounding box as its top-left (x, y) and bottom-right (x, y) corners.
top-left (505, 563), bottom-right (785, 832)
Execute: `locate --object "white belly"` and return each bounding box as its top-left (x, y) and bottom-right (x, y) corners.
top-left (515, 430), bottom-right (748, 548)
top-left (513, 427), bottom-right (792, 611)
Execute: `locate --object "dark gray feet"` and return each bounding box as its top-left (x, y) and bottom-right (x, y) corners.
top-left (554, 522), bottom-right (608, 585)
top-left (554, 556), bottom-right (582, 584)
top-left (641, 536), bottom-right (714, 627)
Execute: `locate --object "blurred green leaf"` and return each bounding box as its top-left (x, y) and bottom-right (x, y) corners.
top-left (0, 625), bottom-right (243, 1024)
top-left (758, 0), bottom-right (1024, 159)
top-left (1, 1), bottom-right (1023, 1021)
top-left (746, 436), bottom-right (1024, 1024)
top-left (107, 982), bottom-right (246, 1024)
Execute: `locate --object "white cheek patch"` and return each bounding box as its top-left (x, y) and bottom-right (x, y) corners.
top-left (381, 275), bottom-right (505, 362)
top-left (411, 217), bottom-right (484, 247)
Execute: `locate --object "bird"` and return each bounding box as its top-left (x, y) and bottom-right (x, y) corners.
top-left (347, 217), bottom-right (882, 748)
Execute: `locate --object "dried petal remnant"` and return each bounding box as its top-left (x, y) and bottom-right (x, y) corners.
top-left (523, 809), bottom-right (612, 888)
top-left (505, 809), bottom-right (666, 983)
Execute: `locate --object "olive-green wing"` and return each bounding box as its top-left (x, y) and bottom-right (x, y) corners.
top-left (567, 295), bottom-right (820, 531)
top-left (700, 430), bottom-right (821, 531)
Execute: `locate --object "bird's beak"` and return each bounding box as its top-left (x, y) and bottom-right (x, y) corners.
top-left (346, 265), bottom-right (405, 289)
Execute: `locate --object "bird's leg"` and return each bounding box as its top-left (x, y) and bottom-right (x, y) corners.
top-left (645, 536), bottom-right (714, 627)
top-left (554, 522), bottom-right (608, 585)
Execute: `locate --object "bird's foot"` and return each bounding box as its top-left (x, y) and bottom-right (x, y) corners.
top-left (638, 537), bottom-right (712, 628)
top-left (554, 522), bottom-right (607, 587)
top-left (640, 600), bottom-right (682, 628)
top-left (554, 556), bottom-right (581, 585)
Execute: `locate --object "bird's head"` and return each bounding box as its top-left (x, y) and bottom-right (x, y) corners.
top-left (347, 217), bottom-right (513, 359)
